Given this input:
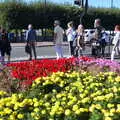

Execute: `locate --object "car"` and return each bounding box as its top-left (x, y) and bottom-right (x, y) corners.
top-left (84, 29), bottom-right (96, 44)
top-left (84, 29), bottom-right (112, 44)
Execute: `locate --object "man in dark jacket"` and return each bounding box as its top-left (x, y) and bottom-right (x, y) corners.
top-left (0, 28), bottom-right (11, 64)
top-left (92, 18), bottom-right (104, 57)
top-left (26, 24), bottom-right (37, 60)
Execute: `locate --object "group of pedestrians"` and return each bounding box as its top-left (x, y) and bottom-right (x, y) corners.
top-left (25, 19), bottom-right (120, 61)
top-left (53, 20), bottom-right (86, 59)
top-left (0, 19), bottom-right (120, 64)
top-left (53, 19), bottom-right (120, 60)
top-left (66, 21), bottom-right (85, 57)
top-left (0, 24), bottom-right (37, 64)
top-left (53, 18), bottom-right (108, 59)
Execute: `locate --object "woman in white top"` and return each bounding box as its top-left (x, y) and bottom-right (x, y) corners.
top-left (111, 25), bottom-right (120, 60)
top-left (66, 21), bottom-right (76, 56)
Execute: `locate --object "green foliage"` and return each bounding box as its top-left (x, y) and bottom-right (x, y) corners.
top-left (0, 1), bottom-right (120, 30)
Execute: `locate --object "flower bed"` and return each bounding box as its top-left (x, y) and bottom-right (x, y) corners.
top-left (0, 57), bottom-right (120, 119)
top-left (7, 58), bottom-right (75, 86)
top-left (75, 57), bottom-right (120, 75)
top-left (7, 57), bottom-right (120, 87)
top-left (0, 71), bottom-right (120, 120)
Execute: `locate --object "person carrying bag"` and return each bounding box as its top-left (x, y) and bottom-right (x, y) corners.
top-left (25, 42), bottom-right (31, 54)
top-left (25, 24), bottom-right (37, 60)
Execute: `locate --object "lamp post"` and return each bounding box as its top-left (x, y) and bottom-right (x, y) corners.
top-left (111, 0), bottom-right (113, 8)
top-left (74, 0), bottom-right (88, 24)
top-left (80, 0), bottom-right (88, 24)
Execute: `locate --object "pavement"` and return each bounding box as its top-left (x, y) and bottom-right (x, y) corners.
top-left (10, 42), bottom-right (120, 62)
top-left (11, 42), bottom-right (68, 47)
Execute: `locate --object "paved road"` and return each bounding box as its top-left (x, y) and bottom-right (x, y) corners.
top-left (4, 42), bottom-right (119, 62)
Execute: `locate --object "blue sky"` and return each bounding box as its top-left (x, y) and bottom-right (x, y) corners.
top-left (51, 0), bottom-right (120, 8)
top-left (28, 0), bottom-right (120, 8)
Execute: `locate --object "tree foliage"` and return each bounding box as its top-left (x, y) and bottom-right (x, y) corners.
top-left (0, 1), bottom-right (120, 30)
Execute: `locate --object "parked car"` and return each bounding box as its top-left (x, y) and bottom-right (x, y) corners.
top-left (84, 29), bottom-right (111, 44)
top-left (84, 29), bottom-right (95, 44)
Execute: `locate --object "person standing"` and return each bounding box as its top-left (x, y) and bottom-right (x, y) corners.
top-left (100, 29), bottom-right (107, 57)
top-left (92, 18), bottom-right (104, 57)
top-left (0, 28), bottom-right (11, 64)
top-left (74, 24), bottom-right (85, 57)
top-left (53, 20), bottom-right (64, 59)
top-left (66, 21), bottom-right (76, 57)
top-left (111, 25), bottom-right (120, 60)
top-left (26, 24), bottom-right (37, 60)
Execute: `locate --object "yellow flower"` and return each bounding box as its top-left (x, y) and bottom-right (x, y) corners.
top-left (18, 94), bottom-right (24, 99)
top-left (58, 107), bottom-right (64, 112)
top-left (72, 105), bottom-right (79, 111)
top-left (33, 98), bottom-right (38, 102)
top-left (34, 102), bottom-right (39, 107)
top-left (35, 77), bottom-right (41, 84)
top-left (75, 109), bottom-right (81, 115)
top-left (104, 116), bottom-right (112, 120)
top-left (34, 115), bottom-right (40, 120)
top-left (56, 94), bottom-right (62, 99)
top-left (0, 111), bottom-right (4, 116)
top-left (9, 114), bottom-right (15, 120)
top-left (0, 91), bottom-right (7, 96)
top-left (102, 110), bottom-right (110, 117)
top-left (32, 83), bottom-right (36, 87)
top-left (110, 108), bottom-right (115, 113)
top-left (14, 103), bottom-right (19, 110)
top-left (81, 97), bottom-right (90, 103)
top-left (95, 104), bottom-right (102, 110)
top-left (50, 111), bottom-right (55, 116)
top-left (31, 112), bottom-right (36, 117)
top-left (49, 118), bottom-right (54, 120)
top-left (89, 105), bottom-right (96, 112)
top-left (41, 110), bottom-right (46, 115)
top-left (115, 76), bottom-right (120, 82)
top-left (65, 109), bottom-right (71, 116)
top-left (116, 108), bottom-right (120, 113)
top-left (107, 104), bottom-right (114, 108)
top-left (44, 102), bottom-right (50, 107)
top-left (34, 108), bottom-right (40, 113)
top-left (17, 114), bottom-right (24, 119)
top-left (6, 102), bottom-right (12, 107)
top-left (3, 108), bottom-right (12, 114)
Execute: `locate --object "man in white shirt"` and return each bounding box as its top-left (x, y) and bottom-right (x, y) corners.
top-left (66, 21), bottom-right (76, 57)
top-left (53, 20), bottom-right (64, 59)
top-left (111, 25), bottom-right (120, 60)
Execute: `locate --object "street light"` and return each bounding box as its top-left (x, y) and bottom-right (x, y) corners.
top-left (74, 0), bottom-right (84, 7)
top-left (74, 0), bottom-right (88, 24)
top-left (111, 0), bottom-right (113, 8)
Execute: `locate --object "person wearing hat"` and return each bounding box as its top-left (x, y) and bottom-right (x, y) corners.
top-left (53, 20), bottom-right (64, 59)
